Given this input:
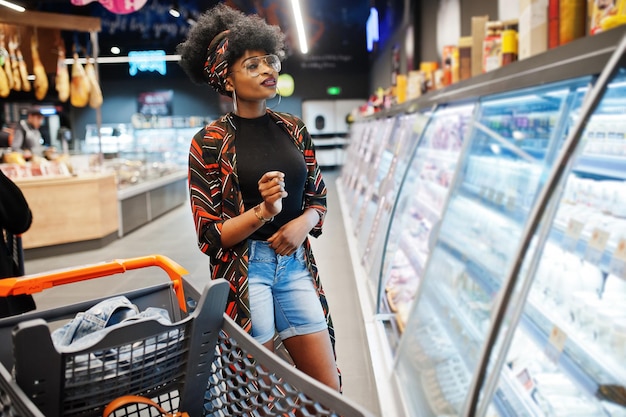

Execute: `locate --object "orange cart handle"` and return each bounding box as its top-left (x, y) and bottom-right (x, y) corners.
top-left (0, 255), bottom-right (189, 312)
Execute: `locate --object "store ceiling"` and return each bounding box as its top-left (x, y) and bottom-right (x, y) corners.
top-left (17, 0), bottom-right (371, 58)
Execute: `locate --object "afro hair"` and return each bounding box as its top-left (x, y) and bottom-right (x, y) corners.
top-left (176, 3), bottom-right (286, 86)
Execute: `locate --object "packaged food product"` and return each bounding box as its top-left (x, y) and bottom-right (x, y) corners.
top-left (519, 0), bottom-right (548, 59)
top-left (589, 0), bottom-right (624, 34)
top-left (501, 20), bottom-right (519, 65)
top-left (458, 37), bottom-right (472, 81)
top-left (559, 0), bottom-right (587, 44)
top-left (549, 0), bottom-right (560, 48)
top-left (471, 15), bottom-right (489, 76)
top-left (407, 70), bottom-right (425, 99)
top-left (483, 21), bottom-right (504, 72)
top-left (419, 61), bottom-right (439, 91)
top-left (396, 74), bottom-right (407, 103)
top-left (441, 45), bottom-right (457, 86)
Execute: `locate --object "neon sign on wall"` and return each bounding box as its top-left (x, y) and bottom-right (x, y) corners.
top-left (128, 50), bottom-right (167, 76)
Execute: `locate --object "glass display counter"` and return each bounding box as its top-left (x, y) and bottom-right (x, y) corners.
top-left (83, 116), bottom-right (208, 236)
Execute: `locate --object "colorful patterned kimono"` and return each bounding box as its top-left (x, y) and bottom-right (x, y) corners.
top-left (188, 109), bottom-right (337, 354)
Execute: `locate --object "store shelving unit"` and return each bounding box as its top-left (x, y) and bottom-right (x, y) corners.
top-left (338, 26), bottom-right (626, 417)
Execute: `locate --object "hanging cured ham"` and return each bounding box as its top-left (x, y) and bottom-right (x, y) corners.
top-left (15, 37), bottom-right (31, 92)
top-left (85, 57), bottom-right (103, 108)
top-left (0, 34), bottom-right (14, 92)
top-left (31, 34), bottom-right (49, 100)
top-left (70, 52), bottom-right (90, 107)
top-left (0, 63), bottom-right (9, 98)
top-left (8, 37), bottom-right (21, 91)
top-left (55, 45), bottom-right (70, 102)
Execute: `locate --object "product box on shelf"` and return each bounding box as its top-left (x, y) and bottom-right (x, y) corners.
top-left (442, 45), bottom-right (459, 84)
top-left (471, 15), bottom-right (489, 76)
top-left (407, 70), bottom-right (424, 100)
top-left (519, 0), bottom-right (548, 59)
top-left (458, 37), bottom-right (473, 80)
top-left (559, 0), bottom-right (588, 44)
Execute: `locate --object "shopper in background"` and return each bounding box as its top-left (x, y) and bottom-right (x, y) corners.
top-left (0, 125), bottom-right (13, 149)
top-left (0, 169), bottom-right (36, 317)
top-left (12, 108), bottom-right (45, 161)
top-left (177, 4), bottom-right (340, 391)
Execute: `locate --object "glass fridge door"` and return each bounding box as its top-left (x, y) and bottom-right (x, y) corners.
top-left (359, 111), bottom-right (431, 280)
top-left (477, 69), bottom-right (626, 417)
top-left (376, 102), bottom-right (474, 338)
top-left (392, 76), bottom-right (593, 417)
top-left (341, 118), bottom-right (374, 204)
top-left (343, 116), bottom-right (397, 224)
top-left (354, 113), bottom-right (421, 261)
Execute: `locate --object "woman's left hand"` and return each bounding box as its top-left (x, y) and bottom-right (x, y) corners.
top-left (267, 216), bottom-right (311, 256)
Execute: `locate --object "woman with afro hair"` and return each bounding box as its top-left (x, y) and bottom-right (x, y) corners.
top-left (177, 4), bottom-right (340, 391)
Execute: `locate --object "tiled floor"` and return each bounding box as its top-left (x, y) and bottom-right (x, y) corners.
top-left (22, 168), bottom-right (381, 416)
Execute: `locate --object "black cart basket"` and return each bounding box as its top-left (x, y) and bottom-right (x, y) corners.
top-left (0, 255), bottom-right (375, 417)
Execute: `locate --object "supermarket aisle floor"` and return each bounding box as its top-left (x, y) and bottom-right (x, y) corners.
top-left (22, 169), bottom-right (381, 416)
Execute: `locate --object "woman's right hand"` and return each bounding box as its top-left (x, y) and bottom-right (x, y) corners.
top-left (258, 171), bottom-right (288, 217)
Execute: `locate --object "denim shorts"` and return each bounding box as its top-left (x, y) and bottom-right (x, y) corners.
top-left (247, 240), bottom-right (328, 344)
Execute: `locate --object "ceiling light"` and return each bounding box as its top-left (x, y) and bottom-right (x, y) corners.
top-left (0, 0), bottom-right (26, 12)
top-left (290, 0), bottom-right (308, 54)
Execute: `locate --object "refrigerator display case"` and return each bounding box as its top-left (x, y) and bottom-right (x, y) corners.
top-left (474, 62), bottom-right (626, 417)
top-left (377, 102), bottom-right (475, 337)
top-left (343, 115), bottom-right (397, 223)
top-left (393, 71), bottom-right (592, 417)
top-left (359, 111), bottom-right (430, 286)
top-left (338, 26), bottom-right (626, 417)
top-left (341, 109), bottom-right (431, 307)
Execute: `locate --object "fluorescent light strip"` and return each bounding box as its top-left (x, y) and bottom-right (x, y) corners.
top-left (63, 54), bottom-right (182, 64)
top-left (0, 0), bottom-right (25, 12)
top-left (290, 0), bottom-right (308, 54)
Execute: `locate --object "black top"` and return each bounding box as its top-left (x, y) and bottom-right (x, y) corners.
top-left (233, 113), bottom-right (307, 240)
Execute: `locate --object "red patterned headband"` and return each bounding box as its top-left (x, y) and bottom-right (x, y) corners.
top-left (203, 30), bottom-right (231, 96)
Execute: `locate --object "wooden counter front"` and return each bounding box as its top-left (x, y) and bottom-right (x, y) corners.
top-left (15, 174), bottom-right (119, 250)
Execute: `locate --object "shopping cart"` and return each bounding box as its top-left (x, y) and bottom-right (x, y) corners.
top-left (0, 255), bottom-right (375, 417)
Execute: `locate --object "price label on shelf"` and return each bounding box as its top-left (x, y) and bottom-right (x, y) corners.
top-left (609, 239), bottom-right (626, 279)
top-left (585, 228), bottom-right (609, 264)
top-left (545, 325), bottom-right (567, 363)
top-left (562, 219), bottom-right (583, 252)
top-left (614, 238), bottom-right (626, 261)
top-left (549, 326), bottom-right (567, 351)
top-left (505, 195), bottom-right (516, 212)
top-left (566, 219), bottom-right (584, 239)
top-left (588, 228), bottom-right (609, 251)
top-left (494, 191), bottom-right (504, 206)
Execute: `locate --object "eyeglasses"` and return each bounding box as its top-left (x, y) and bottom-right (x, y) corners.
top-left (236, 54), bottom-right (281, 77)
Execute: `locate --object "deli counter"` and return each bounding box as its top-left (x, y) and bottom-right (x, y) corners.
top-left (1, 116), bottom-right (206, 256)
